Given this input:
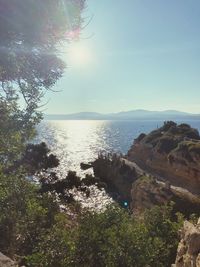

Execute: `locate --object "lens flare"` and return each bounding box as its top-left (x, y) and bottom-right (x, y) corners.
top-left (68, 43), bottom-right (92, 67)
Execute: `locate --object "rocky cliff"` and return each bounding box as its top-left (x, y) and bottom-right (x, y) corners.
top-left (92, 153), bottom-right (138, 205)
top-left (91, 153), bottom-right (200, 216)
top-left (172, 219), bottom-right (200, 267)
top-left (127, 121), bottom-right (200, 195)
top-left (131, 175), bottom-right (200, 216)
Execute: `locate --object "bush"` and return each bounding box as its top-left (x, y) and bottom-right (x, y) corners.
top-left (0, 171), bottom-right (59, 257)
top-left (144, 203), bottom-right (183, 267)
top-left (26, 214), bottom-right (76, 267)
top-left (156, 136), bottom-right (178, 154)
top-left (70, 204), bottom-right (183, 267)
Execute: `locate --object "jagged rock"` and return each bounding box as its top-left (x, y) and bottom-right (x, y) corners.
top-left (173, 219), bottom-right (200, 267)
top-left (92, 153), bottom-right (138, 204)
top-left (0, 252), bottom-right (17, 267)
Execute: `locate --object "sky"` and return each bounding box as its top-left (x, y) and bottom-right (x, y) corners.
top-left (44, 0), bottom-right (200, 114)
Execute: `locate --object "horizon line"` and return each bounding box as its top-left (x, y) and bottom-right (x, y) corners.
top-left (44, 109), bottom-right (200, 116)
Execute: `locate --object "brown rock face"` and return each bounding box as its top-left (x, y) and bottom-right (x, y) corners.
top-left (0, 253), bottom-right (17, 267)
top-left (131, 176), bottom-right (173, 213)
top-left (130, 176), bottom-right (200, 216)
top-left (173, 219), bottom-right (200, 267)
top-left (93, 153), bottom-right (138, 203)
top-left (128, 121), bottom-right (200, 195)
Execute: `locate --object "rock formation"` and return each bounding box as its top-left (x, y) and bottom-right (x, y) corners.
top-left (92, 153), bottom-right (138, 204)
top-left (0, 253), bottom-right (17, 267)
top-left (172, 218), bottom-right (200, 267)
top-left (131, 175), bottom-right (200, 216)
top-left (127, 121), bottom-right (200, 195)
top-left (91, 122), bottom-right (200, 215)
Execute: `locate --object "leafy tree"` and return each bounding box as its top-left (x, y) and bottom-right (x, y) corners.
top-left (144, 203), bottom-right (184, 267)
top-left (21, 142), bottom-right (60, 175)
top-left (0, 2), bottom-right (86, 261)
top-left (0, 0), bottom-right (85, 165)
top-left (73, 204), bottom-right (183, 267)
top-left (25, 214), bottom-right (76, 267)
top-left (0, 171), bottom-right (59, 257)
top-left (0, 100), bottom-right (25, 165)
top-left (73, 206), bottom-right (150, 267)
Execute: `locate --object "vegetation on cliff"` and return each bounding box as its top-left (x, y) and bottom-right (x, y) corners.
top-left (128, 121), bottom-right (200, 194)
top-left (135, 121), bottom-right (200, 154)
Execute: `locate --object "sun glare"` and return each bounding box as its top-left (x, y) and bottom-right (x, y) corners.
top-left (68, 43), bottom-right (93, 67)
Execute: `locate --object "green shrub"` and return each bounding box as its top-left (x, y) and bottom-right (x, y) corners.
top-left (0, 171), bottom-right (59, 257)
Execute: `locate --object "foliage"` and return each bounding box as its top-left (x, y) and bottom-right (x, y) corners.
top-left (138, 121), bottom-right (200, 168)
top-left (170, 140), bottom-right (200, 162)
top-left (0, 0), bottom-right (85, 166)
top-left (0, 100), bottom-right (26, 165)
top-left (26, 204), bottom-right (184, 267)
top-left (0, 171), bottom-right (59, 257)
top-left (144, 203), bottom-right (184, 267)
top-left (21, 142), bottom-right (60, 174)
top-left (39, 170), bottom-right (106, 203)
top-left (73, 205), bottom-right (151, 267)
top-left (26, 214), bottom-right (76, 267)
top-left (161, 121), bottom-right (177, 132)
top-left (156, 136), bottom-right (178, 154)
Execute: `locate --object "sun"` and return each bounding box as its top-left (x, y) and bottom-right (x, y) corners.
top-left (68, 43), bottom-right (92, 67)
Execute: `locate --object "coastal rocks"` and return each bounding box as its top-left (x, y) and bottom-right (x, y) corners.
top-left (92, 153), bottom-right (138, 204)
top-left (172, 219), bottom-right (200, 267)
top-left (0, 253), bottom-right (17, 267)
top-left (131, 176), bottom-right (172, 214)
top-left (130, 175), bottom-right (200, 216)
top-left (127, 121), bottom-right (200, 195)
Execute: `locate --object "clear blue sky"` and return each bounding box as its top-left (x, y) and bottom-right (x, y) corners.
top-left (45, 0), bottom-right (200, 114)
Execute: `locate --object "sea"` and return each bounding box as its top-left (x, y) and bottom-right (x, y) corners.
top-left (35, 119), bottom-right (200, 209)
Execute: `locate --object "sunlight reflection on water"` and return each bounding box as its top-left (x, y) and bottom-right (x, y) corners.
top-left (36, 120), bottom-right (112, 177)
top-left (35, 120), bottom-right (117, 209)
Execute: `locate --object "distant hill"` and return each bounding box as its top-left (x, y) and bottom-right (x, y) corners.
top-left (45, 112), bottom-right (102, 120)
top-left (44, 110), bottom-right (200, 120)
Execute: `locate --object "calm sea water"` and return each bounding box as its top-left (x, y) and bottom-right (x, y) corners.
top-left (36, 119), bottom-right (200, 177)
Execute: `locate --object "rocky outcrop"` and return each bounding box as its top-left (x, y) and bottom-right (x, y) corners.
top-left (92, 153), bottom-right (200, 216)
top-left (172, 219), bottom-right (200, 267)
top-left (128, 121), bottom-right (200, 195)
top-left (131, 176), bottom-right (200, 216)
top-left (93, 153), bottom-right (138, 204)
top-left (131, 176), bottom-right (172, 213)
top-left (0, 253), bottom-right (17, 267)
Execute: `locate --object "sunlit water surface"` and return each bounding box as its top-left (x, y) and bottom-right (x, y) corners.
top-left (36, 120), bottom-right (200, 209)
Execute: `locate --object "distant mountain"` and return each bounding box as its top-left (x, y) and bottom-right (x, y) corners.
top-left (44, 110), bottom-right (200, 120)
top-left (46, 112), bottom-right (103, 120)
